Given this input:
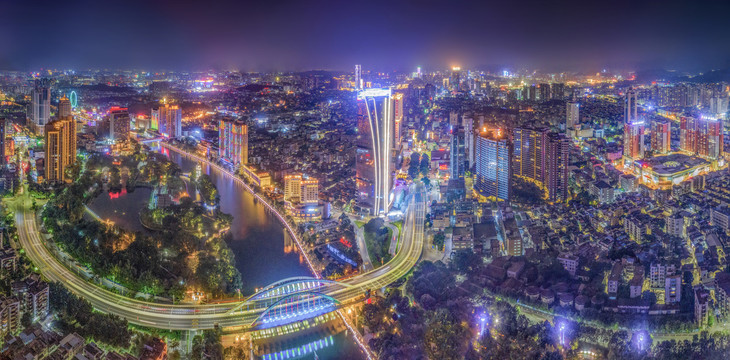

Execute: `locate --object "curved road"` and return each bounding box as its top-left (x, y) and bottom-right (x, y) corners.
top-left (15, 147), bottom-right (426, 331)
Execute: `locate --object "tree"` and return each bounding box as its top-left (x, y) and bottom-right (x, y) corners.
top-left (20, 312), bottom-right (32, 328)
top-left (433, 232), bottom-right (445, 251)
top-left (420, 154), bottom-right (430, 177)
top-left (408, 153), bottom-right (421, 179)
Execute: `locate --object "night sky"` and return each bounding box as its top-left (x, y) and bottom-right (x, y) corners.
top-left (2, 0), bottom-right (730, 72)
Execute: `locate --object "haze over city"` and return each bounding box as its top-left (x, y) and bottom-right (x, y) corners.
top-left (3, 0), bottom-right (730, 72)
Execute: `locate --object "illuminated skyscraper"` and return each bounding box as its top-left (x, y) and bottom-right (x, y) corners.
top-left (680, 116), bottom-right (724, 159)
top-left (218, 117), bottom-right (248, 165)
top-left (625, 87), bottom-right (638, 124)
top-left (356, 88), bottom-right (394, 216)
top-left (29, 79), bottom-right (51, 134)
top-left (354, 64), bottom-right (362, 90)
top-left (393, 92), bottom-right (404, 147)
top-left (651, 120), bottom-right (671, 154)
top-left (44, 116), bottom-right (76, 182)
top-left (623, 122), bottom-right (645, 159)
top-left (450, 125), bottom-right (466, 179)
top-left (513, 127), bottom-right (548, 185)
top-left (545, 133), bottom-right (570, 202)
top-left (475, 129), bottom-right (511, 201)
top-left (623, 87), bottom-right (644, 160)
top-left (151, 103), bottom-right (182, 138)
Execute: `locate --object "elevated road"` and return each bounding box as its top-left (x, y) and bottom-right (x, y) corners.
top-left (14, 146), bottom-right (426, 331)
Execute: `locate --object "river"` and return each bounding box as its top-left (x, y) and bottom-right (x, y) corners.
top-left (160, 148), bottom-right (365, 360)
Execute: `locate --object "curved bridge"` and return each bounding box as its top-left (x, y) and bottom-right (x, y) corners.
top-left (252, 292), bottom-right (340, 330)
top-left (14, 145), bottom-right (427, 331)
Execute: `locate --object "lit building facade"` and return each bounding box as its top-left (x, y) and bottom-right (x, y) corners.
top-left (450, 125), bottom-right (466, 179)
top-left (106, 106), bottom-right (130, 141)
top-left (29, 79), bottom-right (51, 134)
top-left (218, 117), bottom-right (248, 165)
top-left (566, 101), bottom-right (580, 130)
top-left (651, 120), bottom-right (671, 154)
top-left (623, 122), bottom-right (645, 160)
top-left (546, 132), bottom-right (570, 202)
top-left (680, 116), bottom-right (723, 160)
top-left (513, 127), bottom-right (548, 185)
top-left (44, 116), bottom-right (76, 182)
top-left (356, 88), bottom-right (394, 216)
top-left (151, 103), bottom-right (182, 138)
top-left (475, 129), bottom-right (511, 201)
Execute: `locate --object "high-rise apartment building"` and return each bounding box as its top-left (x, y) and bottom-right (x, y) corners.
top-left (538, 83), bottom-right (551, 101)
top-left (44, 117), bottom-right (76, 182)
top-left (513, 127), bottom-right (548, 185)
top-left (545, 133), bottom-right (571, 202)
top-left (462, 116), bottom-right (475, 170)
top-left (58, 95), bottom-right (71, 118)
top-left (623, 122), bottom-right (645, 160)
top-left (680, 116), bottom-right (724, 159)
top-left (151, 103), bottom-right (182, 138)
top-left (625, 87), bottom-right (638, 124)
top-left (623, 88), bottom-right (644, 160)
top-left (218, 117), bottom-right (248, 165)
top-left (29, 79), bottom-right (51, 134)
top-left (356, 88), bottom-right (394, 216)
top-left (651, 119), bottom-right (671, 154)
top-left (475, 129), bottom-right (511, 201)
top-left (393, 92), bottom-right (404, 148)
top-left (450, 125), bottom-right (466, 179)
top-left (566, 101), bottom-right (580, 130)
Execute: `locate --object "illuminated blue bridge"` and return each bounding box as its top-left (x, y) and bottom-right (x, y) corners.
top-left (224, 277), bottom-right (356, 329)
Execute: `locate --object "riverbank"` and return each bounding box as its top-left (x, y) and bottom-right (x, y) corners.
top-left (160, 142), bottom-right (319, 278)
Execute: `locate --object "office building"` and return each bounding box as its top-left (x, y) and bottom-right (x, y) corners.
top-left (151, 103), bottom-right (182, 138)
top-left (651, 120), bottom-right (671, 154)
top-left (29, 79), bottom-right (51, 134)
top-left (566, 101), bottom-right (580, 130)
top-left (356, 88), bottom-right (394, 216)
top-left (475, 129), bottom-right (511, 201)
top-left (218, 117), bottom-right (248, 165)
top-left (44, 116), bottom-right (76, 183)
top-left (450, 125), bottom-right (466, 179)
top-left (545, 132), bottom-right (570, 202)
